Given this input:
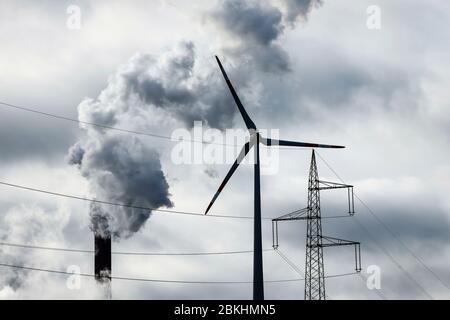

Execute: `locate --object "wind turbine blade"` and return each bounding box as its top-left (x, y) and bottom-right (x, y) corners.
top-left (262, 138), bottom-right (345, 149)
top-left (215, 56), bottom-right (257, 131)
top-left (205, 141), bottom-right (253, 215)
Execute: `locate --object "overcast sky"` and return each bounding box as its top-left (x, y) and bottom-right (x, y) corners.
top-left (0, 0), bottom-right (449, 299)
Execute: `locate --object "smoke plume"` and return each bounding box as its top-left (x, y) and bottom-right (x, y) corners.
top-left (68, 0), bottom-right (326, 240)
top-left (67, 41), bottom-right (242, 239)
top-left (208, 0), bottom-right (324, 74)
top-left (281, 0), bottom-right (323, 24)
top-left (209, 0), bottom-right (290, 73)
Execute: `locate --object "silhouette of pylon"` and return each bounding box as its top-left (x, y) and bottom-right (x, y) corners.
top-left (271, 150), bottom-right (361, 300)
top-left (305, 150), bottom-right (326, 300)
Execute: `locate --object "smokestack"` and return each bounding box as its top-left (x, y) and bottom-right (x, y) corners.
top-left (95, 233), bottom-right (112, 299)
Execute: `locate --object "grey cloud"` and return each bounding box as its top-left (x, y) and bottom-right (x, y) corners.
top-left (224, 43), bottom-right (291, 74)
top-left (251, 44), bottom-right (291, 73)
top-left (208, 0), bottom-right (325, 75)
top-left (210, 0), bottom-right (291, 74)
top-left (253, 43), bottom-right (421, 129)
top-left (265, 197), bottom-right (450, 298)
top-left (0, 107), bottom-right (78, 164)
top-left (67, 142), bottom-right (84, 166)
top-left (301, 51), bottom-right (414, 106)
top-left (212, 0), bottom-right (284, 46)
top-left (204, 167), bottom-right (219, 179)
top-left (2, 0), bottom-right (449, 300)
top-left (0, 204), bottom-right (70, 295)
top-left (282, 0), bottom-right (323, 24)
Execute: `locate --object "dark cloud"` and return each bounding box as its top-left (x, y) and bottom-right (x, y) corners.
top-left (210, 0), bottom-right (291, 74)
top-left (2, 0), bottom-right (449, 300)
top-left (0, 107), bottom-right (78, 163)
top-left (250, 42), bottom-right (422, 130)
top-left (294, 51), bottom-right (416, 111)
top-left (204, 167), bottom-right (219, 179)
top-left (208, 0), bottom-right (326, 74)
top-left (212, 0), bottom-right (284, 46)
top-left (282, 0), bottom-right (323, 24)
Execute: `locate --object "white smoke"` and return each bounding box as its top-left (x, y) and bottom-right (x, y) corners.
top-left (68, 0), bottom-right (326, 240)
top-left (68, 41), bottom-right (239, 239)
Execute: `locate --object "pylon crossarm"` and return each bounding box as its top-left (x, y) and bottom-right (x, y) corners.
top-left (272, 207), bottom-right (308, 222)
top-left (271, 207), bottom-right (309, 249)
top-left (318, 180), bottom-right (353, 190)
top-left (319, 236), bottom-right (362, 272)
top-left (319, 236), bottom-right (359, 247)
top-left (317, 180), bottom-right (355, 215)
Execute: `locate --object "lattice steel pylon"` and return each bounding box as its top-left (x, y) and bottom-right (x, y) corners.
top-left (272, 150), bottom-right (361, 300)
top-left (305, 150), bottom-right (326, 300)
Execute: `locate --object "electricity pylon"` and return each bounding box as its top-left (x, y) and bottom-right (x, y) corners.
top-left (305, 149), bottom-right (326, 299)
top-left (272, 150), bottom-right (361, 300)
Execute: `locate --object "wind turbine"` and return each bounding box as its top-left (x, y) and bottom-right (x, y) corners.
top-left (205, 56), bottom-right (344, 300)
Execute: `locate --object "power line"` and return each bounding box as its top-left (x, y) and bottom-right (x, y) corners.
top-left (0, 101), bottom-right (236, 148)
top-left (0, 180), bottom-right (253, 220)
top-left (2, 100), bottom-right (436, 295)
top-left (0, 242), bottom-right (274, 256)
top-left (274, 249), bottom-right (304, 277)
top-left (0, 100), bottom-right (312, 151)
top-left (352, 217), bottom-right (433, 300)
top-left (274, 249), bottom-right (333, 300)
top-left (0, 180), bottom-right (345, 222)
top-left (315, 151), bottom-right (440, 299)
top-left (275, 236), bottom-right (384, 300)
top-left (356, 195), bottom-right (450, 292)
top-left (0, 101), bottom-right (201, 144)
top-left (0, 262), bottom-right (357, 284)
top-left (0, 131), bottom-right (439, 296)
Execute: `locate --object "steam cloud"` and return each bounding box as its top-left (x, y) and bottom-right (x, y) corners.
top-left (210, 0), bottom-right (289, 73)
top-left (69, 135), bottom-right (173, 239)
top-left (68, 41), bottom-right (240, 239)
top-left (282, 0), bottom-right (323, 24)
top-left (209, 0), bottom-right (324, 73)
top-left (68, 0), bottom-right (325, 240)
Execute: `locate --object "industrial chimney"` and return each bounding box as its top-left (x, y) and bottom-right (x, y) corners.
top-left (95, 233), bottom-right (112, 299)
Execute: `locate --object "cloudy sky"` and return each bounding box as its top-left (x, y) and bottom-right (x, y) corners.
top-left (0, 0), bottom-right (449, 299)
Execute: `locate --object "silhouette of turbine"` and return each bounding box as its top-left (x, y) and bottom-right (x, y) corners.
top-left (205, 56), bottom-right (345, 300)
